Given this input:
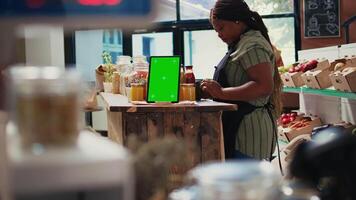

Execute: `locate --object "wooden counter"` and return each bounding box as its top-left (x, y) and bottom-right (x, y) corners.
top-left (100, 92), bottom-right (237, 162)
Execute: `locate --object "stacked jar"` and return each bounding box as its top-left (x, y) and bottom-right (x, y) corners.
top-left (130, 56), bottom-right (149, 101)
top-left (116, 55), bottom-right (132, 95)
top-left (180, 65), bottom-right (196, 101)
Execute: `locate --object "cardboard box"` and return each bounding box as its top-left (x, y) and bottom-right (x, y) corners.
top-left (345, 56), bottom-right (356, 68)
top-left (316, 59), bottom-right (332, 71)
top-left (281, 72), bottom-right (304, 87)
top-left (302, 69), bottom-right (332, 89)
top-left (329, 67), bottom-right (356, 92)
top-left (283, 118), bottom-right (322, 142)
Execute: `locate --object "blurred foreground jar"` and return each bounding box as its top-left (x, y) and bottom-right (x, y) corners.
top-left (7, 66), bottom-right (82, 149)
top-left (188, 161), bottom-right (281, 200)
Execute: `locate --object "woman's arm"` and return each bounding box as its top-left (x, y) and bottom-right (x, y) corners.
top-left (201, 62), bottom-right (273, 101)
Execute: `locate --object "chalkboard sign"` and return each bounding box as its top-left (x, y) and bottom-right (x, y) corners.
top-left (304, 0), bottom-right (340, 38)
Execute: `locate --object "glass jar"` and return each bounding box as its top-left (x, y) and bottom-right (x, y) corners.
top-left (132, 55), bottom-right (149, 99)
top-left (188, 161), bottom-right (281, 200)
top-left (184, 65), bottom-right (195, 84)
top-left (130, 82), bottom-right (145, 101)
top-left (180, 83), bottom-right (195, 101)
top-left (132, 55), bottom-right (149, 81)
top-left (116, 55), bottom-right (132, 95)
top-left (7, 66), bottom-right (83, 150)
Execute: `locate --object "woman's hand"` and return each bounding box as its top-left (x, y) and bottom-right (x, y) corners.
top-left (200, 79), bottom-right (225, 99)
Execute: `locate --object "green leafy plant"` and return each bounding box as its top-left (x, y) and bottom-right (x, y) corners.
top-left (102, 51), bottom-right (115, 82)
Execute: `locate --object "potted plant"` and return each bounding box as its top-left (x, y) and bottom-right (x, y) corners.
top-left (102, 51), bottom-right (115, 93)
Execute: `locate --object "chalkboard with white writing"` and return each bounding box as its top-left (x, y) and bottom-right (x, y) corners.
top-left (304, 0), bottom-right (340, 38)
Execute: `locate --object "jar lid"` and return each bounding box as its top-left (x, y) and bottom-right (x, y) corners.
top-left (189, 161), bottom-right (280, 189)
top-left (8, 66), bottom-right (81, 96)
top-left (132, 55), bottom-right (148, 63)
top-left (180, 83), bottom-right (195, 86)
top-left (116, 55), bottom-right (132, 64)
top-left (131, 82), bottom-right (145, 87)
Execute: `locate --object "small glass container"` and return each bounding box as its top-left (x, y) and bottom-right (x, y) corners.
top-left (188, 161), bottom-right (281, 200)
top-left (180, 83), bottom-right (195, 101)
top-left (130, 83), bottom-right (145, 101)
top-left (7, 66), bottom-right (82, 150)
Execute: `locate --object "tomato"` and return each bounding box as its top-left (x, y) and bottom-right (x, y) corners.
top-left (290, 112), bottom-right (297, 117)
top-left (282, 118), bottom-right (291, 125)
top-left (281, 113), bottom-right (288, 119)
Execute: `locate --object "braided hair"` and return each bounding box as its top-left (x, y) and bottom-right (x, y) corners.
top-left (211, 0), bottom-right (283, 116)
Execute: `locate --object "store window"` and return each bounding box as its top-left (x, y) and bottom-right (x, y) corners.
top-left (184, 30), bottom-right (226, 79)
top-left (245, 0), bottom-right (294, 15)
top-left (75, 29), bottom-right (123, 81)
top-left (132, 32), bottom-right (173, 58)
top-left (70, 0), bottom-right (299, 80)
top-left (263, 17), bottom-right (295, 65)
top-left (180, 0), bottom-right (214, 20)
top-left (154, 0), bottom-right (177, 21)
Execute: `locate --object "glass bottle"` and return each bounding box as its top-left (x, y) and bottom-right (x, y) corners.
top-left (180, 64), bottom-right (185, 84)
top-left (184, 65), bottom-right (195, 84)
top-left (112, 71), bottom-right (120, 94)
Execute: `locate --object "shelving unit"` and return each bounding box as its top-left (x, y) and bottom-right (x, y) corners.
top-left (282, 43), bottom-right (356, 125)
top-left (283, 87), bottom-right (356, 100)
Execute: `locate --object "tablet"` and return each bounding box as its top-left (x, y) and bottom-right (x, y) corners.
top-left (147, 56), bottom-right (181, 103)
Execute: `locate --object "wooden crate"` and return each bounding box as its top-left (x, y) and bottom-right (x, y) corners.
top-left (282, 118), bottom-right (322, 142)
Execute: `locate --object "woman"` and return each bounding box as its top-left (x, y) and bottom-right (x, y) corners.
top-left (201, 0), bottom-right (283, 160)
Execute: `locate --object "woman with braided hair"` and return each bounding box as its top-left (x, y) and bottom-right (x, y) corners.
top-left (200, 0), bottom-right (283, 160)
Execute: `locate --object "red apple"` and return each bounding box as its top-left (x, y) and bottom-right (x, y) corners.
top-left (290, 112), bottom-right (297, 117)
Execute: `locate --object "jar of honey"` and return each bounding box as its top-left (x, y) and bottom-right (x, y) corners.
top-left (130, 83), bottom-right (145, 101)
top-left (180, 83), bottom-right (196, 101)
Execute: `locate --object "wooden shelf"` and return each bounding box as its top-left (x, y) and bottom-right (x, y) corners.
top-left (283, 87), bottom-right (356, 100)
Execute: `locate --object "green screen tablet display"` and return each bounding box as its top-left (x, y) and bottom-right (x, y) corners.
top-left (147, 56), bottom-right (181, 103)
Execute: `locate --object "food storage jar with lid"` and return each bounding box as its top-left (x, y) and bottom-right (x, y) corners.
top-left (116, 55), bottom-right (132, 95)
top-left (188, 161), bottom-right (282, 200)
top-left (7, 66), bottom-right (83, 150)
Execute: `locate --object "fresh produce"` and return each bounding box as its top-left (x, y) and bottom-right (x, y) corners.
top-left (288, 117), bottom-right (312, 129)
top-left (278, 65), bottom-right (293, 74)
top-left (288, 60), bottom-right (318, 73)
top-left (279, 112), bottom-right (298, 125)
top-left (334, 62), bottom-right (345, 71)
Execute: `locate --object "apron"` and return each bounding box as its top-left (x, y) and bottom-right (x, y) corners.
top-left (213, 44), bottom-right (276, 160)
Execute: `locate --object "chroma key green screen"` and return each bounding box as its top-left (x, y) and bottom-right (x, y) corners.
top-left (147, 56), bottom-right (181, 103)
